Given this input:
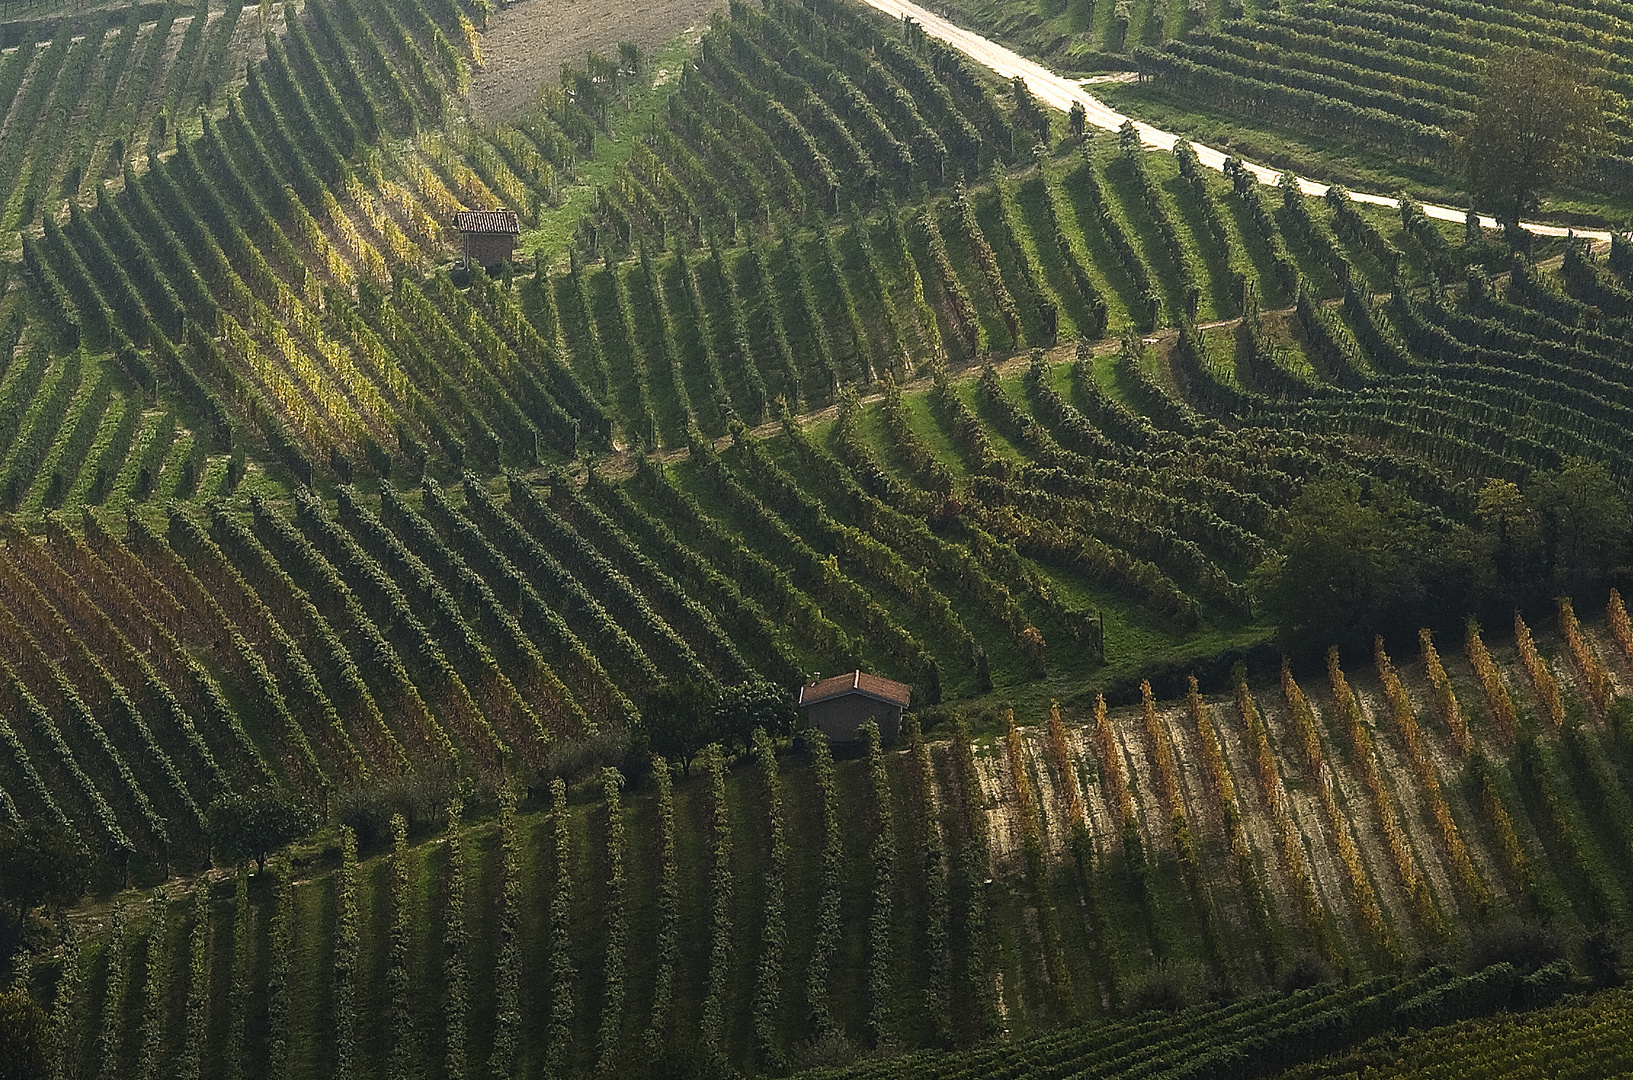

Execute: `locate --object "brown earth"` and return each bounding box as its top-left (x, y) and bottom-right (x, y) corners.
top-left (1064, 722), bottom-right (1118, 865)
top-left (469, 0), bottom-right (723, 120)
top-left (1351, 676), bottom-right (1463, 934)
top-left (1209, 690), bottom-right (1313, 958)
top-left (1395, 660), bottom-right (1512, 909)
top-left (1254, 687), bottom-right (1370, 959)
top-left (1114, 709), bottom-right (1169, 857)
top-left (1592, 623), bottom-right (1633, 692)
top-left (973, 742), bottom-right (1023, 868)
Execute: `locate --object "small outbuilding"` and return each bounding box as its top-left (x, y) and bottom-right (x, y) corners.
top-left (452, 209), bottom-right (520, 269)
top-left (798, 670), bottom-right (910, 744)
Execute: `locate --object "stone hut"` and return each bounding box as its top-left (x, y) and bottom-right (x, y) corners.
top-left (452, 209), bottom-right (520, 269)
top-left (797, 671), bottom-right (910, 743)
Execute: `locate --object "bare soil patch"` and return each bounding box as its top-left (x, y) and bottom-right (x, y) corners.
top-left (470, 0), bottom-right (723, 119)
top-left (1210, 691), bottom-right (1308, 945)
top-left (1110, 709), bottom-right (1166, 857)
top-left (1064, 721), bottom-right (1117, 864)
top-left (1255, 688), bottom-right (1367, 957)
top-left (1351, 676), bottom-right (1463, 929)
top-left (973, 741), bottom-right (1023, 869)
top-left (1395, 660), bottom-right (1512, 909)
top-left (1022, 727), bottom-right (1076, 863)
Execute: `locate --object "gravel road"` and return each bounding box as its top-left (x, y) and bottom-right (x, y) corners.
top-left (861, 0), bottom-right (1613, 244)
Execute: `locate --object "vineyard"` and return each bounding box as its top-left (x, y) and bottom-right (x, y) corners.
top-left (4, 0), bottom-right (1633, 1075)
top-left (0, 0), bottom-right (269, 243)
top-left (13, 260), bottom-right (1633, 884)
top-left (1283, 983), bottom-right (1633, 1079)
top-left (25, 611), bottom-right (1633, 1077)
top-left (908, 0), bottom-right (1251, 70)
top-left (10, 0), bottom-right (1623, 496)
top-left (1132, 0), bottom-right (1633, 194)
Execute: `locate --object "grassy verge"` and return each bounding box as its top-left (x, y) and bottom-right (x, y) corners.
top-left (517, 28), bottom-right (704, 264)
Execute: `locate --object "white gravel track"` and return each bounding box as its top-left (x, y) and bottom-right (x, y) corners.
top-left (863, 0), bottom-right (1614, 244)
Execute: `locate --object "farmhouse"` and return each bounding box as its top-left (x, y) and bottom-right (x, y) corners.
top-left (452, 209), bottom-right (520, 268)
top-left (797, 670), bottom-right (910, 743)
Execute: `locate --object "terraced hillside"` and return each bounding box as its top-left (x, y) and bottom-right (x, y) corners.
top-left (1133, 0), bottom-right (1633, 194)
top-left (16, 0), bottom-right (1041, 485)
top-left (0, 0), bottom-right (270, 242)
top-left (895, 0), bottom-right (1633, 228)
top-left (0, 0), bottom-right (1629, 902)
top-left (4, 0), bottom-right (1633, 1076)
top-left (900, 0), bottom-right (1250, 70)
top-left (28, 608), bottom-right (1633, 1077)
top-left (10, 0), bottom-right (1623, 500)
top-left (0, 349), bottom-right (1331, 881)
top-left (1281, 982), bottom-right (1633, 1079)
top-left (12, 221), bottom-right (1633, 884)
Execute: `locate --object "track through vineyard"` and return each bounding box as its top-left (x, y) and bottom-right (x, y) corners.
top-left (858, 0), bottom-right (1614, 243)
top-left (5, 0), bottom-right (1633, 1075)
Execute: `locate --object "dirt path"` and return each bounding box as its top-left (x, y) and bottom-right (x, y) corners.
top-left (861, 0), bottom-right (1616, 246)
top-left (469, 0), bottom-right (720, 119)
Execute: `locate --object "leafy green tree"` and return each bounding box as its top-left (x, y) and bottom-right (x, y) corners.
top-left (1256, 464), bottom-right (1628, 649)
top-left (1249, 477), bottom-right (1471, 650)
top-left (1461, 50), bottom-right (1607, 221)
top-left (646, 678), bottom-right (718, 775)
top-left (0, 825), bottom-right (89, 912)
top-left (1475, 477), bottom-right (1546, 586)
top-left (647, 678), bottom-right (800, 769)
top-left (1475, 460), bottom-right (1628, 598)
top-left (713, 678), bottom-right (798, 753)
top-left (0, 989), bottom-right (51, 1080)
top-left (0, 824), bottom-right (89, 964)
top-left (205, 788), bottom-right (315, 872)
top-left (1528, 459), bottom-right (1628, 589)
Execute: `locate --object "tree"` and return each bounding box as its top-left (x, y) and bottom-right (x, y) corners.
top-left (1475, 477), bottom-right (1547, 589)
top-left (618, 41), bottom-right (642, 78)
top-left (713, 678), bottom-right (798, 753)
top-left (0, 824), bottom-right (89, 912)
top-left (1527, 459), bottom-right (1629, 589)
top-left (1461, 49), bottom-right (1607, 222)
top-left (1474, 460), bottom-right (1628, 601)
top-left (1249, 477), bottom-right (1470, 650)
top-left (0, 825), bottom-right (89, 966)
top-left (647, 677), bottom-right (801, 768)
top-left (1069, 101), bottom-right (1087, 138)
top-left (205, 788), bottom-right (315, 872)
top-left (0, 989), bottom-right (51, 1080)
top-left (646, 678), bottom-right (718, 775)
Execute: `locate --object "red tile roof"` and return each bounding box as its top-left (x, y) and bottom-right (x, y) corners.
top-left (798, 670), bottom-right (911, 708)
top-left (452, 209), bottom-right (520, 235)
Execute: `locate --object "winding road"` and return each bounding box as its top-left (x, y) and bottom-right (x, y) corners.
top-left (861, 0), bottom-right (1615, 244)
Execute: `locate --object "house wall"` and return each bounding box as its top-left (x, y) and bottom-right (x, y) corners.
top-left (463, 233), bottom-right (517, 268)
top-left (806, 695), bottom-right (903, 744)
